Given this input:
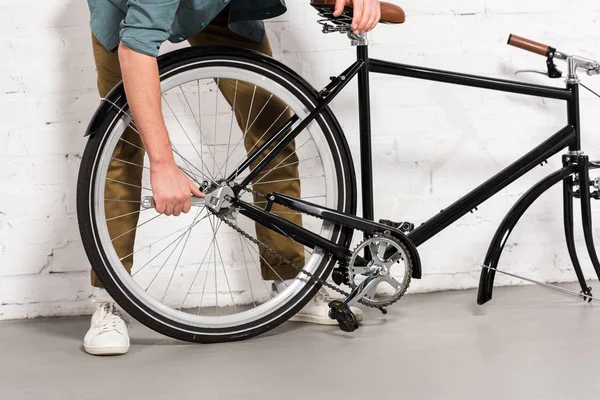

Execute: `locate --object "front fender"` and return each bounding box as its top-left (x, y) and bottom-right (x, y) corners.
top-left (477, 165), bottom-right (577, 305)
top-left (84, 83), bottom-right (127, 137)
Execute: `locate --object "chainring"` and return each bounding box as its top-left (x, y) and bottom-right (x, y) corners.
top-left (347, 233), bottom-right (413, 307)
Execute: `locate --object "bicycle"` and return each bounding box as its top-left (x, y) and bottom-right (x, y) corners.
top-left (77, 1), bottom-right (600, 342)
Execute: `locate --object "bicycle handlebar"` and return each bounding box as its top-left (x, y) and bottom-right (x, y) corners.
top-left (507, 33), bottom-right (600, 79)
top-left (507, 34), bottom-right (551, 57)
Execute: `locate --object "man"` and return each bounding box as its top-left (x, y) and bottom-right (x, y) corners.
top-left (83, 0), bottom-right (382, 356)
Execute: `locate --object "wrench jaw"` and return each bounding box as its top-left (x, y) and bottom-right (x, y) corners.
top-left (203, 186), bottom-right (235, 213)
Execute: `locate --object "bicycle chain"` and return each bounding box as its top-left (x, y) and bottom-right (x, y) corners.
top-left (216, 187), bottom-right (380, 309)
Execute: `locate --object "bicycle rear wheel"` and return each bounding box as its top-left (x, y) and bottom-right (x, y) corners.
top-left (77, 46), bottom-right (356, 343)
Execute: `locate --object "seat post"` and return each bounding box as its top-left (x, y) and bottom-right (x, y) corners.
top-left (353, 33), bottom-right (375, 236)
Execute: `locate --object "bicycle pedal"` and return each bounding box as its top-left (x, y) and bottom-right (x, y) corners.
top-left (328, 300), bottom-right (359, 332)
top-left (379, 219), bottom-right (415, 233)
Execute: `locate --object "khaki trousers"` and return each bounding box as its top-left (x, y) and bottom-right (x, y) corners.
top-left (90, 12), bottom-right (304, 287)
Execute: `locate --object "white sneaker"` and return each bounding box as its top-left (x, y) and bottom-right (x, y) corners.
top-left (83, 302), bottom-right (130, 356)
top-left (275, 284), bottom-right (364, 325)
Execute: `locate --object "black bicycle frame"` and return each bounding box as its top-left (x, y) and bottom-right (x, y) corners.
top-left (228, 43), bottom-right (599, 305)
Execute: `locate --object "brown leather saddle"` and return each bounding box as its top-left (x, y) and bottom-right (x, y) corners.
top-left (310, 0), bottom-right (406, 27)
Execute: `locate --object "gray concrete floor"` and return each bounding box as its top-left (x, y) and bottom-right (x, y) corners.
top-left (2, 283), bottom-right (600, 400)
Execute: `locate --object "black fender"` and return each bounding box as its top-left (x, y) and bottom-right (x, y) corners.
top-left (477, 165), bottom-right (577, 305)
top-left (84, 81), bottom-right (127, 138)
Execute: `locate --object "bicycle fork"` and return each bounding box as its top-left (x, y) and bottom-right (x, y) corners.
top-left (566, 154), bottom-right (600, 294)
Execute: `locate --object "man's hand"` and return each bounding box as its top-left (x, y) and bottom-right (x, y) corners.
top-left (151, 160), bottom-right (204, 216)
top-left (334, 0), bottom-right (381, 34)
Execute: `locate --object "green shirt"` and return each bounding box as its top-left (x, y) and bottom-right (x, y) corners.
top-left (88, 0), bottom-right (287, 57)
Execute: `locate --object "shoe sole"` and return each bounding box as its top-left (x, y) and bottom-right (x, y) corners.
top-left (84, 345), bottom-right (129, 356)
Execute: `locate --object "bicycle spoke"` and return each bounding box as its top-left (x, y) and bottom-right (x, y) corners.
top-left (111, 108), bottom-right (203, 184)
top-left (197, 241), bottom-right (213, 312)
top-left (225, 106), bottom-right (290, 180)
top-left (106, 177), bottom-right (152, 192)
top-left (132, 210), bottom-right (207, 278)
top-left (222, 85), bottom-right (259, 179)
top-left (170, 145), bottom-right (215, 185)
top-left (244, 85), bottom-right (257, 136)
top-left (212, 218), bottom-right (237, 313)
top-left (179, 163), bottom-right (204, 186)
top-left (239, 235), bottom-right (257, 307)
top-left (159, 209), bottom-right (204, 299)
top-left (105, 207), bottom-right (152, 222)
top-left (240, 237), bottom-right (273, 300)
top-left (177, 85), bottom-right (220, 178)
top-left (172, 147), bottom-right (204, 185)
top-left (241, 235), bottom-right (289, 286)
top-left (235, 155), bottom-right (318, 183)
top-left (179, 215), bottom-right (225, 312)
top-left (111, 213), bottom-right (163, 242)
top-left (213, 78), bottom-right (220, 179)
top-left (243, 106), bottom-right (290, 156)
top-left (198, 80), bottom-right (203, 158)
top-left (252, 174), bottom-right (324, 187)
top-left (162, 93), bottom-right (215, 180)
top-left (211, 217), bottom-right (225, 315)
top-left (145, 223), bottom-right (191, 292)
top-left (129, 212), bottom-right (210, 273)
top-left (246, 156), bottom-right (320, 182)
top-left (111, 157), bottom-right (148, 170)
top-left (179, 226), bottom-right (219, 311)
top-left (249, 138), bottom-right (313, 187)
top-left (105, 199), bottom-right (142, 204)
top-left (247, 94), bottom-right (274, 134)
top-left (112, 153), bottom-right (200, 184)
top-left (179, 85), bottom-right (217, 165)
top-left (119, 137), bottom-right (144, 152)
top-left (223, 80), bottom-right (239, 177)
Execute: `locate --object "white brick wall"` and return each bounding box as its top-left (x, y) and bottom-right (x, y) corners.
top-left (2, 0), bottom-right (600, 320)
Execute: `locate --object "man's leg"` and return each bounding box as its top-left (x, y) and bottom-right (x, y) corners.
top-left (83, 34), bottom-right (141, 355)
top-left (90, 34), bottom-right (145, 288)
top-left (187, 16), bottom-right (305, 282)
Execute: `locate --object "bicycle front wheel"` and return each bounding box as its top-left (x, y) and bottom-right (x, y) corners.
top-left (77, 46), bottom-right (356, 343)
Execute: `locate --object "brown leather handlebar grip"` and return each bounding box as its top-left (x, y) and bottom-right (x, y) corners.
top-left (507, 34), bottom-right (549, 56)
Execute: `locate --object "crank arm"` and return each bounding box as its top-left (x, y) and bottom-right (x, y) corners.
top-left (481, 265), bottom-right (597, 303)
top-left (342, 268), bottom-right (382, 308)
